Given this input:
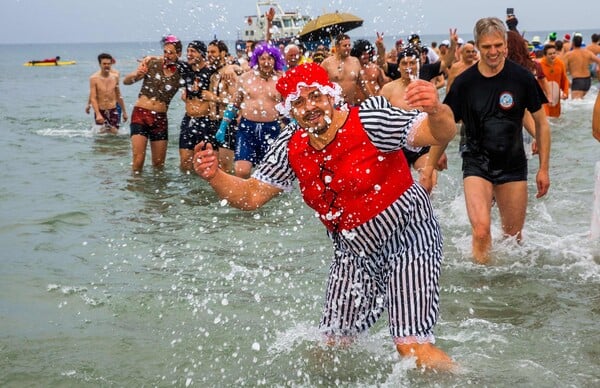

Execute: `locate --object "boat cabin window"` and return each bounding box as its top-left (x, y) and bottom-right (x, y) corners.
top-left (283, 19), bottom-right (293, 28)
top-left (272, 20), bottom-right (282, 29)
top-left (296, 17), bottom-right (310, 27)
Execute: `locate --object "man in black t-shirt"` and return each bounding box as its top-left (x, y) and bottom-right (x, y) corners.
top-left (443, 17), bottom-right (551, 264)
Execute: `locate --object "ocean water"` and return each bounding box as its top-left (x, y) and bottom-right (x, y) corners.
top-left (0, 39), bottom-right (599, 387)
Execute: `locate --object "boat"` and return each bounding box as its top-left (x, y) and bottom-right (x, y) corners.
top-left (24, 60), bottom-right (76, 67)
top-left (235, 1), bottom-right (311, 50)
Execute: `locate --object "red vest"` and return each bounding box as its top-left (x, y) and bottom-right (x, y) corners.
top-left (287, 107), bottom-right (413, 232)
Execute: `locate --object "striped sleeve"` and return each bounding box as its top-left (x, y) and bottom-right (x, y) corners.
top-left (251, 124), bottom-right (297, 192)
top-left (358, 96), bottom-right (426, 153)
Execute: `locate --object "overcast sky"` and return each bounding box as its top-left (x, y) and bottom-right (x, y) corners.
top-left (1, 0), bottom-right (597, 44)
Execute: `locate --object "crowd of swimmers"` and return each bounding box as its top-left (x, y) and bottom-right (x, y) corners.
top-left (84, 12), bottom-right (600, 373)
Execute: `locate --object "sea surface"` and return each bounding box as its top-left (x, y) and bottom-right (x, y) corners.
top-left (0, 36), bottom-right (599, 387)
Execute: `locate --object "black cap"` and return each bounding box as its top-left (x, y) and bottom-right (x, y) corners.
top-left (397, 47), bottom-right (421, 62)
top-left (188, 40), bottom-right (207, 56)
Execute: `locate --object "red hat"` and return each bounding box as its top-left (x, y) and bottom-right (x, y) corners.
top-left (564, 33), bottom-right (571, 41)
top-left (275, 63), bottom-right (342, 116)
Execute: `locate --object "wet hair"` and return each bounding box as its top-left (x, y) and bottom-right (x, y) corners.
top-left (350, 39), bottom-right (374, 61)
top-left (474, 17), bottom-right (506, 45)
top-left (249, 42), bottom-right (285, 71)
top-left (209, 39), bottom-right (229, 54)
top-left (335, 34), bottom-right (351, 45)
top-left (218, 41), bottom-right (229, 54)
top-left (506, 30), bottom-right (536, 73)
top-left (554, 40), bottom-right (564, 51)
top-left (97, 53), bottom-right (113, 63)
top-left (543, 44), bottom-right (557, 56)
top-left (573, 35), bottom-right (583, 48)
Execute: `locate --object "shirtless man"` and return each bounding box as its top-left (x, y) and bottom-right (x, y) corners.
top-left (564, 34), bottom-right (600, 99)
top-left (587, 33), bottom-right (600, 80)
top-left (89, 53), bottom-right (127, 134)
top-left (320, 34), bottom-right (368, 106)
top-left (223, 42), bottom-right (283, 178)
top-left (445, 42), bottom-right (477, 92)
top-left (178, 41), bottom-right (217, 171)
top-left (380, 47), bottom-right (447, 193)
top-left (204, 40), bottom-right (241, 174)
top-left (351, 39), bottom-right (388, 103)
top-left (123, 35), bottom-right (182, 172)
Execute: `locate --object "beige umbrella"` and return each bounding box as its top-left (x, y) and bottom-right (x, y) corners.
top-left (298, 12), bottom-right (363, 43)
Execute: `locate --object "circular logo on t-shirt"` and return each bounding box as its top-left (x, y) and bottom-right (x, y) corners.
top-left (498, 92), bottom-right (514, 110)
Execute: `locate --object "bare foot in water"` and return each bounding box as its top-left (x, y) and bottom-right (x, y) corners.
top-left (396, 342), bottom-right (457, 372)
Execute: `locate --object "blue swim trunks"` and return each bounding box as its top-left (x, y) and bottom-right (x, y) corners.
top-left (235, 118), bottom-right (281, 165)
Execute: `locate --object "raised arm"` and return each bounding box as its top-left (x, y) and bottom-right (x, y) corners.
top-left (375, 32), bottom-right (386, 70)
top-left (123, 58), bottom-right (150, 85)
top-left (439, 28), bottom-right (458, 71)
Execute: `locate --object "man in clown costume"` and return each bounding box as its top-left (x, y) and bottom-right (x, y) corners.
top-left (193, 62), bottom-right (457, 371)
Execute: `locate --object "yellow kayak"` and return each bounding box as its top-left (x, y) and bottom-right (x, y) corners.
top-left (24, 60), bottom-right (76, 67)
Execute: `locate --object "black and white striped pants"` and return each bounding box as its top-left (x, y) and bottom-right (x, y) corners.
top-left (319, 184), bottom-right (443, 344)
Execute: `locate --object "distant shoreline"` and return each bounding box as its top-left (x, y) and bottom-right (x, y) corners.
top-left (2, 28), bottom-right (597, 46)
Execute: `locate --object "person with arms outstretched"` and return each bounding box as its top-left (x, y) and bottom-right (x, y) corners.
top-left (123, 35), bottom-right (183, 172)
top-left (193, 63), bottom-right (457, 371)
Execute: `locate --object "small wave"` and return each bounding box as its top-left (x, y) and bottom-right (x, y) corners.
top-left (36, 127), bottom-right (95, 138)
top-left (38, 211), bottom-right (92, 228)
top-left (36, 124), bottom-right (129, 138)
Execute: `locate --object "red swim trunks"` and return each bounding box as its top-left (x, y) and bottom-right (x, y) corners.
top-left (130, 106), bottom-right (168, 141)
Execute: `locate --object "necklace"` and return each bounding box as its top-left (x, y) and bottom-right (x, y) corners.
top-left (258, 69), bottom-right (274, 80)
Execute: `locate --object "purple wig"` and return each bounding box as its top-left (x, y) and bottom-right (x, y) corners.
top-left (249, 42), bottom-right (285, 71)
